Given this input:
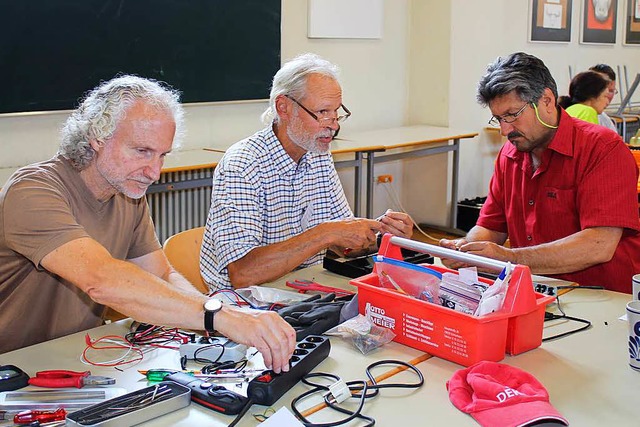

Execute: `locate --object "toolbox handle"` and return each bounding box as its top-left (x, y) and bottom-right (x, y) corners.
top-left (383, 235), bottom-right (509, 273)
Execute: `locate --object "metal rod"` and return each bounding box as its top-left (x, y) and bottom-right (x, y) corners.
top-left (388, 236), bottom-right (509, 272)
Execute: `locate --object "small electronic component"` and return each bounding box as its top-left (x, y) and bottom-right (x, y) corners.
top-left (178, 337), bottom-right (248, 363)
top-left (0, 365), bottom-right (30, 392)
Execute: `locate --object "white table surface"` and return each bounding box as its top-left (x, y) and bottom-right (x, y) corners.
top-left (1, 266), bottom-right (636, 426)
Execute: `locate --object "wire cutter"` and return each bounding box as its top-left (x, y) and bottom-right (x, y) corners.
top-left (285, 279), bottom-right (355, 298)
top-left (28, 370), bottom-right (115, 388)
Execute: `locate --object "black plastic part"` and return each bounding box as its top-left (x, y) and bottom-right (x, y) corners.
top-left (323, 251), bottom-right (434, 279)
top-left (163, 373), bottom-right (248, 415)
top-left (0, 365), bottom-right (30, 392)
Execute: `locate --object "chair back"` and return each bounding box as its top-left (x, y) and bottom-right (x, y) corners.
top-left (163, 227), bottom-right (209, 294)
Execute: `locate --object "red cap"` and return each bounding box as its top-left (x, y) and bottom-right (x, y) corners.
top-left (447, 361), bottom-right (568, 427)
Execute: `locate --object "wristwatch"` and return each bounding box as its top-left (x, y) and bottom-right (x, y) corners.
top-left (203, 298), bottom-right (223, 334)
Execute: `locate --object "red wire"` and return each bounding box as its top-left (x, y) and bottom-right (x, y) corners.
top-left (82, 334), bottom-right (144, 367)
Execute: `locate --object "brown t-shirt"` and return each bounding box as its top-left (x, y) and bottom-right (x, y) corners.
top-left (0, 155), bottom-right (161, 354)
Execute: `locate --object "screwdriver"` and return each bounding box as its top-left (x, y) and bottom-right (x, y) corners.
top-left (139, 368), bottom-right (264, 382)
top-left (13, 408), bottom-right (66, 425)
top-left (139, 369), bottom-right (195, 382)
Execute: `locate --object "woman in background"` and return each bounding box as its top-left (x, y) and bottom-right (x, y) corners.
top-left (589, 63), bottom-right (618, 131)
top-left (558, 71), bottom-right (610, 125)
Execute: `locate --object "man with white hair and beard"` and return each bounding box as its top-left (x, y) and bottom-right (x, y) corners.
top-left (201, 53), bottom-right (413, 291)
top-left (0, 75), bottom-right (297, 374)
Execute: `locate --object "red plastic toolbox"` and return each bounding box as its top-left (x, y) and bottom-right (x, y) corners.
top-left (351, 235), bottom-right (555, 366)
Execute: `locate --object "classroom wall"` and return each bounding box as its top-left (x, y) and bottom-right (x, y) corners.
top-left (2, 0), bottom-right (639, 228)
top-left (0, 0), bottom-right (412, 219)
top-left (448, 0), bottom-right (640, 201)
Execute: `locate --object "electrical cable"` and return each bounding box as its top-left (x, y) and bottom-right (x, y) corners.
top-left (292, 377), bottom-right (372, 427)
top-left (542, 289), bottom-right (598, 342)
top-left (379, 179), bottom-right (442, 242)
top-left (81, 334), bottom-right (150, 367)
top-left (211, 289), bottom-right (260, 309)
top-left (227, 397), bottom-right (255, 427)
top-left (290, 360), bottom-right (424, 427)
top-left (125, 323), bottom-right (192, 349)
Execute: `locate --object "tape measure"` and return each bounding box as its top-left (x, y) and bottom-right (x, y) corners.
top-left (0, 365), bottom-right (30, 392)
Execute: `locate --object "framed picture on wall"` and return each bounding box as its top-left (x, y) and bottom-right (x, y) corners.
top-left (580, 0), bottom-right (618, 44)
top-left (529, 0), bottom-right (573, 42)
top-left (624, 0), bottom-right (640, 44)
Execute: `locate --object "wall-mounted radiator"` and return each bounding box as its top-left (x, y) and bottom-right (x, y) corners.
top-left (146, 167), bottom-right (214, 243)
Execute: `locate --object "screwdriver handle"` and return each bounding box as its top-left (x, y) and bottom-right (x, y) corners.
top-left (14, 408), bottom-right (67, 424)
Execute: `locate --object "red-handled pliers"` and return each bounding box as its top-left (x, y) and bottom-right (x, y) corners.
top-left (285, 279), bottom-right (355, 298)
top-left (28, 370), bottom-right (115, 388)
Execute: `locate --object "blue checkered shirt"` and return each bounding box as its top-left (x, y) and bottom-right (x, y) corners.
top-left (200, 126), bottom-right (353, 291)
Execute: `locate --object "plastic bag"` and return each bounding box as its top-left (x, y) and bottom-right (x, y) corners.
top-left (235, 286), bottom-right (309, 307)
top-left (374, 256), bottom-right (441, 302)
top-left (325, 314), bottom-right (396, 354)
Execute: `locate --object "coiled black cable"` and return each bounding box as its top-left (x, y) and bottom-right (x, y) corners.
top-left (290, 360), bottom-right (424, 427)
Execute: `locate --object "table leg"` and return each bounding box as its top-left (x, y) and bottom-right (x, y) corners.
top-left (450, 138), bottom-right (460, 230)
top-left (366, 151), bottom-right (375, 218)
top-left (353, 152), bottom-right (362, 217)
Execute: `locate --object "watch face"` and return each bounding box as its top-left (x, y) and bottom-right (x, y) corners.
top-left (204, 298), bottom-right (222, 311)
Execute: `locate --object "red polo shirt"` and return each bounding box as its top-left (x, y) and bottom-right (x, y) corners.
top-left (477, 109), bottom-right (640, 293)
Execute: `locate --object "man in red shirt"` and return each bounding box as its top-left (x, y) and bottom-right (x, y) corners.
top-left (441, 52), bottom-right (640, 293)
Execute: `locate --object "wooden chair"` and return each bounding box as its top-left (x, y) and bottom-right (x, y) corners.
top-left (163, 226), bottom-right (210, 294)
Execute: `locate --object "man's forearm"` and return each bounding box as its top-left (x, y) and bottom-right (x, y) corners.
top-left (227, 225), bottom-right (333, 288)
top-left (466, 225), bottom-right (508, 244)
top-left (511, 227), bottom-right (622, 275)
top-left (165, 269), bottom-right (207, 295)
top-left (89, 260), bottom-right (209, 329)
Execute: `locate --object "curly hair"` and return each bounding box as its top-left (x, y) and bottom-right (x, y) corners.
top-left (59, 75), bottom-right (184, 170)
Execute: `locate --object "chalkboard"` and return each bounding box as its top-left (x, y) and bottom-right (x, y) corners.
top-left (0, 0), bottom-right (281, 114)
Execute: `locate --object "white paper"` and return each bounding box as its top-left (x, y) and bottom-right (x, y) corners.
top-left (458, 267), bottom-right (479, 285)
top-left (308, 0), bottom-right (383, 39)
top-left (543, 4), bottom-right (563, 29)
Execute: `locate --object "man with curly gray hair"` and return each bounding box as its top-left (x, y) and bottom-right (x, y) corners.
top-left (0, 75), bottom-right (296, 373)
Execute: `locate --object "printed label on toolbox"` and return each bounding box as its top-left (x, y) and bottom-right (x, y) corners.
top-left (365, 299), bottom-right (472, 358)
top-left (365, 302), bottom-right (396, 329)
top-left (443, 326), bottom-right (469, 358)
top-left (403, 313), bottom-right (438, 348)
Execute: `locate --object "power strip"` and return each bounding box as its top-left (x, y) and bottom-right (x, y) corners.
top-left (247, 335), bottom-right (331, 406)
top-left (533, 282), bottom-right (557, 297)
top-left (179, 336), bottom-right (248, 363)
top-left (165, 335), bottom-right (331, 415)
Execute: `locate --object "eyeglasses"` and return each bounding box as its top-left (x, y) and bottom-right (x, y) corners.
top-left (488, 103), bottom-right (530, 126)
top-left (285, 95), bottom-right (351, 126)
top-left (608, 88), bottom-right (619, 95)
